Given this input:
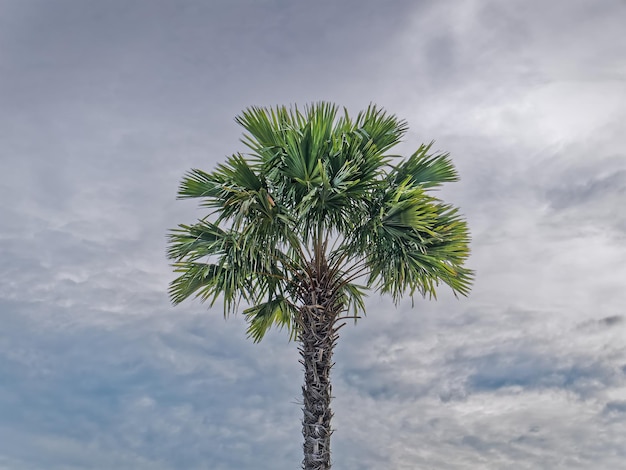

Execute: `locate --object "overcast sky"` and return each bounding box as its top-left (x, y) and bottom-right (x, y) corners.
top-left (1, 1), bottom-right (625, 469)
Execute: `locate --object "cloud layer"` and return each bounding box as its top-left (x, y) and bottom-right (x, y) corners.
top-left (1, 0), bottom-right (625, 468)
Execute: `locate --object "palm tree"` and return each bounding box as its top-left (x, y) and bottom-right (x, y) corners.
top-left (167, 102), bottom-right (473, 470)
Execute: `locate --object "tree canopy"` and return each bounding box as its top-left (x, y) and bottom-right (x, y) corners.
top-left (167, 103), bottom-right (473, 341)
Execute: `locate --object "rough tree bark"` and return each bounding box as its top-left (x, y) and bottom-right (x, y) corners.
top-left (298, 260), bottom-right (342, 470)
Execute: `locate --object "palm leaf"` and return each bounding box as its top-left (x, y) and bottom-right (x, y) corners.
top-left (244, 296), bottom-right (298, 342)
top-left (390, 142), bottom-right (459, 189)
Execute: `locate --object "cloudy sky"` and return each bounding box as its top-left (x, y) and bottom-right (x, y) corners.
top-left (1, 0), bottom-right (625, 468)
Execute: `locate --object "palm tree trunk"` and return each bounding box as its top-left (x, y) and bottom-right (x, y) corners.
top-left (299, 301), bottom-right (338, 470)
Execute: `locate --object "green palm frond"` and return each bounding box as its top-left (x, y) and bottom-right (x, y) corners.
top-left (390, 142), bottom-right (459, 189)
top-left (354, 104), bottom-right (409, 153)
top-left (244, 296), bottom-right (299, 342)
top-left (168, 262), bottom-right (239, 307)
top-left (347, 173), bottom-right (473, 301)
top-left (167, 220), bottom-right (226, 261)
top-left (177, 168), bottom-right (222, 200)
top-left (336, 282), bottom-right (367, 319)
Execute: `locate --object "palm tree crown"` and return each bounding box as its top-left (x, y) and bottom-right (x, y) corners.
top-left (168, 102), bottom-right (472, 339)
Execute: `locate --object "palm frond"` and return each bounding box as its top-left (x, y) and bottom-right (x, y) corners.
top-left (167, 220), bottom-right (226, 261)
top-left (177, 168), bottom-right (222, 199)
top-left (355, 104), bottom-right (409, 154)
top-left (348, 176), bottom-right (473, 301)
top-left (390, 142), bottom-right (459, 189)
top-left (336, 282), bottom-right (367, 320)
top-left (168, 262), bottom-right (237, 307)
top-left (244, 296), bottom-right (299, 342)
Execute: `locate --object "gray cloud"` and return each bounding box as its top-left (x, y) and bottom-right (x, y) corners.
top-left (0, 299), bottom-right (302, 469)
top-left (2, 0), bottom-right (626, 468)
top-left (604, 400), bottom-right (626, 415)
top-left (465, 351), bottom-right (621, 397)
top-left (546, 170), bottom-right (626, 210)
